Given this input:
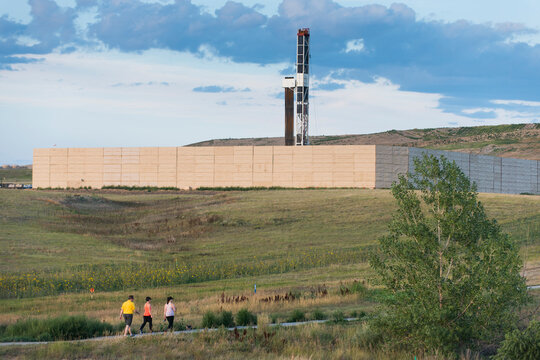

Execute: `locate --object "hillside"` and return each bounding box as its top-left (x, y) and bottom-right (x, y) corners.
top-left (189, 123), bottom-right (540, 160)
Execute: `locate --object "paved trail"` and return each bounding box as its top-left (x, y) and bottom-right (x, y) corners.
top-left (0, 318), bottom-right (358, 347)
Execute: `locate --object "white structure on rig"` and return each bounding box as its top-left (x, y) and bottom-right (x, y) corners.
top-left (282, 28), bottom-right (310, 146)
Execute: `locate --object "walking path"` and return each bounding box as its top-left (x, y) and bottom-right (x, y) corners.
top-left (0, 318), bottom-right (358, 347)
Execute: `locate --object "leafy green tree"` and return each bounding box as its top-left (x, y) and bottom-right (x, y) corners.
top-left (370, 154), bottom-right (529, 354)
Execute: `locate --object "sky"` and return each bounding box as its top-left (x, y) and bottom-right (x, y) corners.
top-left (0, 1), bottom-right (539, 164)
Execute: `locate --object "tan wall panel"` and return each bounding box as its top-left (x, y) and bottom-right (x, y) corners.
top-left (68, 148), bottom-right (86, 156)
top-left (158, 164), bottom-right (176, 172)
top-left (122, 147), bottom-right (139, 156)
top-left (122, 164), bottom-right (139, 173)
top-left (34, 148), bottom-right (50, 157)
top-left (50, 156), bottom-right (68, 165)
top-left (159, 147), bottom-right (176, 157)
top-left (103, 172), bottom-right (121, 179)
top-left (84, 156), bottom-right (104, 165)
top-left (178, 156), bottom-right (195, 164)
top-left (253, 163), bottom-right (272, 173)
top-left (104, 156), bottom-right (121, 164)
top-left (84, 164), bottom-right (102, 173)
top-left (194, 147), bottom-right (214, 156)
top-left (82, 172), bottom-right (103, 181)
top-left (293, 172), bottom-right (313, 183)
top-left (50, 164), bottom-right (68, 173)
top-left (104, 164), bottom-right (121, 173)
top-left (195, 156), bottom-right (213, 165)
top-left (140, 164), bottom-right (158, 172)
top-left (254, 146), bottom-right (273, 156)
top-left (215, 164), bottom-right (234, 172)
top-left (159, 156), bottom-right (177, 164)
top-left (234, 147), bottom-right (252, 156)
top-left (158, 180), bottom-right (176, 187)
top-left (139, 147), bottom-right (158, 156)
top-left (273, 146), bottom-right (293, 155)
top-left (140, 173), bottom-right (158, 181)
top-left (50, 148), bottom-right (68, 157)
top-left (104, 147), bottom-right (122, 156)
top-left (177, 147), bottom-right (195, 156)
top-left (140, 155), bottom-right (159, 164)
top-left (50, 180), bottom-right (67, 188)
top-left (234, 164), bottom-right (252, 172)
top-left (122, 155), bottom-right (139, 164)
top-left (215, 155), bottom-right (234, 164)
top-left (68, 164), bottom-right (85, 173)
top-left (68, 156), bottom-right (86, 165)
top-left (333, 163), bottom-right (353, 172)
top-left (177, 163), bottom-right (195, 172)
top-left (34, 156), bottom-right (50, 166)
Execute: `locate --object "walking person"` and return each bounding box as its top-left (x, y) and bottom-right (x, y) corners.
top-left (163, 296), bottom-right (176, 332)
top-left (119, 295), bottom-right (139, 337)
top-left (139, 297), bottom-right (153, 334)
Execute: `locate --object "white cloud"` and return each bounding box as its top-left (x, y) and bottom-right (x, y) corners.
top-left (343, 38), bottom-right (365, 53)
top-left (491, 99), bottom-right (540, 107)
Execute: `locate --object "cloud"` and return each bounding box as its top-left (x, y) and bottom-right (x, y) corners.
top-left (192, 85), bottom-right (250, 93)
top-left (343, 39), bottom-right (365, 53)
top-left (0, 0), bottom-right (539, 104)
top-left (111, 81), bottom-right (170, 87)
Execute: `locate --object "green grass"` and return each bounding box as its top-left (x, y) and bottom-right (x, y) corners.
top-left (429, 138), bottom-right (520, 151)
top-left (0, 168), bottom-right (32, 184)
top-left (0, 189), bottom-right (538, 298)
top-left (0, 188), bottom-right (539, 357)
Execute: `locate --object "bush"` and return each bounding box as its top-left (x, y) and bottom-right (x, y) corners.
top-left (349, 281), bottom-right (368, 297)
top-left (312, 309), bottom-right (327, 320)
top-left (0, 315), bottom-right (114, 342)
top-left (219, 311), bottom-right (235, 328)
top-left (202, 311), bottom-right (219, 328)
top-left (235, 308), bottom-right (257, 326)
top-left (270, 314), bottom-right (279, 324)
top-left (332, 310), bottom-right (345, 323)
top-left (202, 310), bottom-right (235, 328)
top-left (287, 310), bottom-right (305, 323)
top-left (494, 321), bottom-right (540, 360)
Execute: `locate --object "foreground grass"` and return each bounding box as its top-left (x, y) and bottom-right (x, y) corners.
top-left (0, 322), bottom-right (447, 360)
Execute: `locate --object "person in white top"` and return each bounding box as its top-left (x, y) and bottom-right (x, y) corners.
top-left (163, 296), bottom-right (176, 332)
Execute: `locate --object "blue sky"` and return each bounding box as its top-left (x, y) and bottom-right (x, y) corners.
top-left (1, 0), bottom-right (539, 164)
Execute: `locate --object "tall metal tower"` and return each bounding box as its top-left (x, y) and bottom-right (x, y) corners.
top-left (282, 28), bottom-right (310, 146)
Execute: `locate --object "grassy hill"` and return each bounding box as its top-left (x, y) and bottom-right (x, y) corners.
top-left (0, 188), bottom-right (539, 358)
top-left (190, 123), bottom-right (540, 160)
top-left (0, 167), bottom-right (32, 184)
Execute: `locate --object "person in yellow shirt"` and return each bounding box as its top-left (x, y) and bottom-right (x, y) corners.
top-left (119, 295), bottom-right (139, 336)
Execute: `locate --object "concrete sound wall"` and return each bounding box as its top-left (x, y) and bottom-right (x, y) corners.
top-left (32, 145), bottom-right (539, 194)
top-left (32, 145), bottom-right (377, 189)
top-left (407, 147), bottom-right (539, 194)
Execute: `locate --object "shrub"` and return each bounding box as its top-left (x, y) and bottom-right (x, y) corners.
top-left (494, 321), bottom-right (540, 360)
top-left (270, 314), bottom-right (279, 324)
top-left (235, 308), bottom-right (257, 326)
top-left (0, 315), bottom-right (114, 342)
top-left (312, 309), bottom-right (327, 320)
top-left (202, 310), bottom-right (235, 328)
top-left (287, 310), bottom-right (305, 323)
top-left (332, 310), bottom-right (345, 323)
top-left (202, 311), bottom-right (219, 328)
top-left (219, 311), bottom-right (235, 328)
top-left (349, 281), bottom-right (368, 297)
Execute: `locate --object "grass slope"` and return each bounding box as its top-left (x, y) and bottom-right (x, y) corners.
top-left (189, 123), bottom-right (540, 160)
top-left (0, 188), bottom-right (538, 358)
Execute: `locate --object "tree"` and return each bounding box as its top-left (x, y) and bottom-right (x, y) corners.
top-left (369, 154), bottom-right (529, 355)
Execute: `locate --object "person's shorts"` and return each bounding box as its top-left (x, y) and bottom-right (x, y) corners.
top-left (123, 314), bottom-right (133, 326)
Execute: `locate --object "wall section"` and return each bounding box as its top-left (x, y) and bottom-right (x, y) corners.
top-left (33, 145), bottom-right (377, 189)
